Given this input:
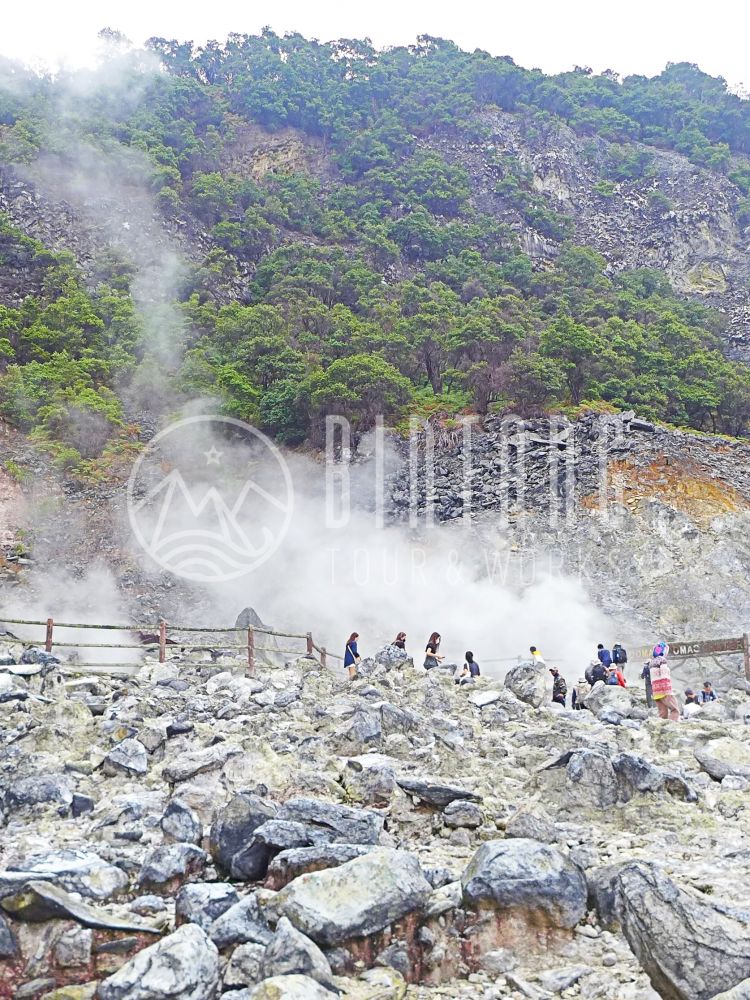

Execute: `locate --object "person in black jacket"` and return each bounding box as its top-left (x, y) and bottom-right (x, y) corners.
top-left (612, 643), bottom-right (628, 672)
top-left (549, 667), bottom-right (568, 706)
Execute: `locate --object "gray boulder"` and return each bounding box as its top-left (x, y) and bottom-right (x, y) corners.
top-left (266, 844), bottom-right (374, 889)
top-left (3, 773), bottom-right (73, 814)
top-left (224, 942), bottom-right (265, 988)
top-left (209, 793), bottom-right (277, 879)
top-left (98, 923), bottom-right (220, 1000)
top-left (395, 777), bottom-right (481, 809)
top-left (505, 808), bottom-right (557, 842)
top-left (260, 916), bottom-right (336, 989)
top-left (267, 848), bottom-right (432, 947)
top-left (0, 912), bottom-right (18, 958)
top-left (711, 982), bottom-right (750, 999)
top-left (503, 660), bottom-right (546, 708)
top-left (175, 882), bottom-right (239, 930)
top-left (4, 849), bottom-right (128, 901)
top-left (207, 893), bottom-right (272, 949)
top-left (461, 838), bottom-right (587, 929)
top-left (161, 799), bottom-right (203, 844)
top-left (695, 738), bottom-right (750, 782)
top-left (0, 881), bottom-right (159, 934)
top-left (275, 798), bottom-right (383, 845)
top-left (590, 861), bottom-right (750, 1000)
top-left (248, 976), bottom-right (335, 999)
top-left (104, 738), bottom-right (149, 777)
top-left (163, 743), bottom-right (242, 783)
top-left (583, 682), bottom-right (633, 719)
top-left (138, 843), bottom-right (207, 889)
top-left (442, 799), bottom-right (483, 829)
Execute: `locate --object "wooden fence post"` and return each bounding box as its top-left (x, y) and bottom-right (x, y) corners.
top-left (306, 632), bottom-right (313, 656)
top-left (743, 633), bottom-right (750, 682)
top-left (45, 618), bottom-right (54, 653)
top-left (247, 626), bottom-right (255, 676)
top-left (159, 620), bottom-right (167, 663)
top-left (320, 646), bottom-right (327, 667)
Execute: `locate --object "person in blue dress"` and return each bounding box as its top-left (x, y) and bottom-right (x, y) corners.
top-left (345, 632), bottom-right (360, 679)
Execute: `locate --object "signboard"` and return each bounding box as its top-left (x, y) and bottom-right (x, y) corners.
top-left (631, 636), bottom-right (745, 662)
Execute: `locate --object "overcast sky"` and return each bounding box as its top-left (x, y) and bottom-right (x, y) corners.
top-left (2, 0), bottom-right (747, 91)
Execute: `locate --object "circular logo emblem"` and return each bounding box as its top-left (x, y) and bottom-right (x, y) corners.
top-left (127, 415), bottom-right (294, 583)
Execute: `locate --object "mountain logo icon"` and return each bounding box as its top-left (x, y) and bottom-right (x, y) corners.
top-left (127, 416), bottom-right (294, 582)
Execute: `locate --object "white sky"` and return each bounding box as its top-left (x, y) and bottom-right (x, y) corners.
top-left (1, 0), bottom-right (748, 91)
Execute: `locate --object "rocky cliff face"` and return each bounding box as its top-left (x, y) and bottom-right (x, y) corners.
top-left (430, 110), bottom-right (750, 353)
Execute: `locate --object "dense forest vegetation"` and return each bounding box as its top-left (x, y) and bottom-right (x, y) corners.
top-left (1, 31), bottom-right (750, 469)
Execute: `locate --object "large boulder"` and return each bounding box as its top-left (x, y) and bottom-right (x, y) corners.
top-left (590, 861), bottom-right (750, 1000)
top-left (694, 738), bottom-right (750, 782)
top-left (461, 839), bottom-right (587, 929)
top-left (266, 844), bottom-right (374, 890)
top-left (274, 798), bottom-right (383, 845)
top-left (266, 848), bottom-right (432, 947)
top-left (206, 893), bottom-right (272, 949)
top-left (395, 777), bottom-right (481, 809)
top-left (2, 773), bottom-right (73, 815)
top-left (209, 793), bottom-right (277, 879)
top-left (583, 682), bottom-right (633, 720)
top-left (503, 661), bottom-right (546, 708)
top-left (248, 976), bottom-right (335, 999)
top-left (4, 850), bottom-right (128, 901)
top-left (711, 982), bottom-right (750, 1000)
top-left (260, 916), bottom-right (336, 990)
top-left (98, 923), bottom-right (220, 1000)
top-left (175, 883), bottom-right (239, 930)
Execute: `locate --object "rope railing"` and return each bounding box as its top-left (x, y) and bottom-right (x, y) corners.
top-left (0, 616), bottom-right (340, 677)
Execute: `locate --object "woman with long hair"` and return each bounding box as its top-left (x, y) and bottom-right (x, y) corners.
top-left (344, 632), bottom-right (361, 680)
top-left (424, 632), bottom-right (444, 670)
top-left (392, 631), bottom-right (407, 650)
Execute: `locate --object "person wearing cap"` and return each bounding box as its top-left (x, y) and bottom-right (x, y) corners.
top-left (699, 681), bottom-right (718, 703)
top-left (572, 676), bottom-right (590, 710)
top-left (549, 666), bottom-right (567, 706)
top-left (683, 688), bottom-right (702, 719)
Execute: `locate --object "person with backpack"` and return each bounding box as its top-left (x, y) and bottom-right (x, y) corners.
top-left (572, 676), bottom-right (591, 709)
top-left (606, 664), bottom-right (627, 687)
top-left (597, 644), bottom-right (613, 668)
top-left (424, 632), bottom-right (444, 671)
top-left (650, 650), bottom-right (678, 721)
top-left (344, 632), bottom-right (361, 680)
top-left (549, 667), bottom-right (568, 706)
top-left (590, 658), bottom-right (608, 685)
top-left (612, 643), bottom-right (628, 672)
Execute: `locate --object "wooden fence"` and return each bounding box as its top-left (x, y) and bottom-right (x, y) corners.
top-left (0, 617), bottom-right (342, 677)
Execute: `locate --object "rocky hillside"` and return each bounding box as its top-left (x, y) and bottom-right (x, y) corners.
top-left (1, 630), bottom-right (750, 1000)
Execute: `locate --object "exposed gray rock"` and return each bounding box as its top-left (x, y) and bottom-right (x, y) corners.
top-left (162, 743), bottom-right (242, 783)
top-left (461, 838), bottom-right (587, 929)
top-left (248, 976), bottom-right (335, 999)
top-left (583, 682), bottom-right (633, 719)
top-left (442, 799), bottom-right (483, 828)
top-left (395, 778), bottom-right (481, 809)
top-left (2, 773), bottom-right (73, 814)
top-left (260, 916), bottom-right (336, 989)
top-left (504, 660), bottom-right (547, 708)
top-left (175, 882), bottom-right (239, 930)
top-left (209, 793), bottom-right (277, 879)
top-left (104, 738), bottom-right (149, 777)
top-left (266, 844), bottom-right (375, 889)
top-left (267, 848), bottom-right (432, 946)
top-left (590, 861), bottom-right (750, 1000)
top-left (138, 843), bottom-right (207, 889)
top-left (206, 893), bottom-right (272, 949)
top-left (0, 911), bottom-right (18, 958)
top-left (97, 923), bottom-right (220, 1000)
top-left (0, 880), bottom-right (159, 933)
top-left (161, 798), bottom-right (203, 844)
top-left (3, 849), bottom-right (128, 901)
top-left (275, 798), bottom-right (383, 845)
top-left (505, 807), bottom-right (557, 842)
top-left (711, 981), bottom-right (750, 1000)
top-left (224, 942), bottom-right (266, 988)
top-left (695, 738), bottom-right (750, 782)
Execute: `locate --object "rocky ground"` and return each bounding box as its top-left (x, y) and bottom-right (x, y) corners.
top-left (1, 631), bottom-right (750, 1000)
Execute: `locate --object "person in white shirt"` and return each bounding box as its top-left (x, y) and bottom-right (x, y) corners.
top-left (682, 688), bottom-right (702, 719)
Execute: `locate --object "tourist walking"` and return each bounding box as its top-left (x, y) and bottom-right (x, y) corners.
top-left (650, 649), bottom-right (679, 721)
top-left (344, 632), bottom-right (361, 680)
